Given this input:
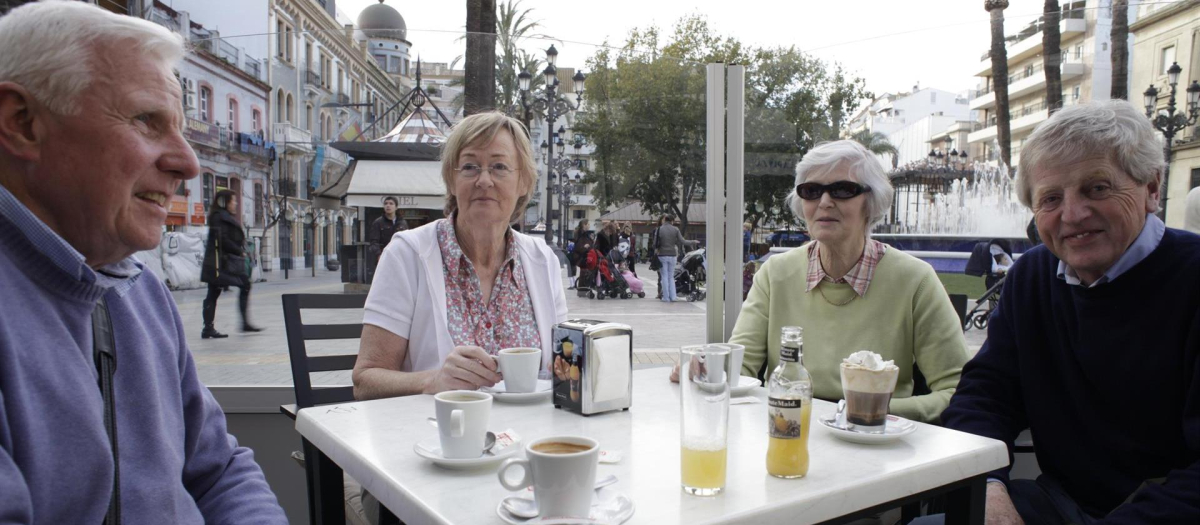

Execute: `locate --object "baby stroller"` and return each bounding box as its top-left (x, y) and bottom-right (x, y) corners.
top-left (674, 248), bottom-right (707, 302)
top-left (576, 249), bottom-right (600, 298)
top-left (596, 248), bottom-right (634, 299)
top-left (619, 261), bottom-right (646, 298)
top-left (962, 240), bottom-right (1013, 330)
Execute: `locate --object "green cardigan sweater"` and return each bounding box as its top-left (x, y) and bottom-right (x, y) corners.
top-left (732, 243), bottom-right (968, 424)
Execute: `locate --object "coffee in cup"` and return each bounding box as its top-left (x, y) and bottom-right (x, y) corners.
top-left (499, 436), bottom-right (599, 518)
top-left (434, 390), bottom-right (493, 458)
top-left (497, 347), bottom-right (542, 393)
top-left (839, 350), bottom-right (899, 434)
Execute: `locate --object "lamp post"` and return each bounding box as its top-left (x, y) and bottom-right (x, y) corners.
top-left (1143, 62), bottom-right (1200, 218)
top-left (518, 44), bottom-right (586, 247)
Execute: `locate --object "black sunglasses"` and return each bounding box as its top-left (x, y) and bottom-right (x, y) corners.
top-left (795, 181), bottom-right (871, 201)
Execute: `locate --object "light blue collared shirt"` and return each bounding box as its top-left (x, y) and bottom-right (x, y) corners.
top-left (1056, 213), bottom-right (1165, 288)
top-left (0, 183), bottom-right (143, 297)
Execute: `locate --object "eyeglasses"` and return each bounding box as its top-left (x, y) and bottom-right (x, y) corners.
top-left (795, 181), bottom-right (871, 201)
top-left (456, 162), bottom-right (515, 180)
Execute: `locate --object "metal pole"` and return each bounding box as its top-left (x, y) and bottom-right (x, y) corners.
top-left (705, 63), bottom-right (725, 344)
top-left (545, 98), bottom-right (556, 245)
top-left (724, 65), bottom-right (745, 342)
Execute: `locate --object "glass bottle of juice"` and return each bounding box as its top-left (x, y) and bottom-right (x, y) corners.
top-left (766, 326), bottom-right (812, 478)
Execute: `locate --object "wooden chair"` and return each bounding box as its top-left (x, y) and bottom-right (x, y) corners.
top-left (281, 293), bottom-right (399, 525)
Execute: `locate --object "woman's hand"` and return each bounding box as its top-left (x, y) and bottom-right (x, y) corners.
top-left (554, 354), bottom-right (570, 381)
top-left (422, 346), bottom-right (503, 394)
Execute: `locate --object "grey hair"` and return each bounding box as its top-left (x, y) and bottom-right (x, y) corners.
top-left (0, 0), bottom-right (185, 116)
top-left (1017, 99), bottom-right (1164, 209)
top-left (786, 140), bottom-right (895, 230)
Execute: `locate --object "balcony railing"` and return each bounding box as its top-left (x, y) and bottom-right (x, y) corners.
top-left (242, 60), bottom-right (261, 80)
top-left (986, 101), bottom-right (1048, 126)
top-left (979, 65), bottom-right (1045, 95)
top-left (276, 178), bottom-right (298, 199)
top-left (232, 131), bottom-right (273, 162)
top-left (218, 39), bottom-right (238, 64)
top-left (272, 123), bottom-right (313, 152)
top-left (304, 69), bottom-right (322, 88)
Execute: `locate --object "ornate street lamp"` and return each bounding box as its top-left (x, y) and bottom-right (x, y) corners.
top-left (518, 44), bottom-right (586, 246)
top-left (1143, 62), bottom-right (1200, 218)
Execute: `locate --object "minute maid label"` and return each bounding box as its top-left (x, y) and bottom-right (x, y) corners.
top-left (780, 345), bottom-right (799, 362)
top-left (768, 397), bottom-right (804, 439)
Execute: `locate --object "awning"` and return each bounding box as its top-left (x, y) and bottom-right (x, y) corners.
top-left (340, 160), bottom-right (447, 209)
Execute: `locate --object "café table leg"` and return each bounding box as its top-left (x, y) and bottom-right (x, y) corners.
top-left (303, 438), bottom-right (347, 525)
top-left (943, 475), bottom-right (986, 525)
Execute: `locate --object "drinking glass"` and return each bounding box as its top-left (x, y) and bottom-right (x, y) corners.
top-left (679, 344), bottom-right (732, 496)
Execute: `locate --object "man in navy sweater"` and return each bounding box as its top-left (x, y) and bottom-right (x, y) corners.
top-left (0, 2), bottom-right (286, 523)
top-left (935, 100), bottom-right (1200, 524)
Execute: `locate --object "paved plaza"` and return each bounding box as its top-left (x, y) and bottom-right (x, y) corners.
top-left (174, 267), bottom-right (986, 388)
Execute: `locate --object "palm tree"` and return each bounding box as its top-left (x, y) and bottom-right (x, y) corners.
top-left (1111, 0), bottom-right (1129, 99)
top-left (1043, 1), bottom-right (1063, 113)
top-left (449, 0), bottom-right (548, 124)
top-left (986, 0), bottom-right (1013, 168)
top-left (849, 129), bottom-right (899, 168)
top-left (464, 0), bottom-right (497, 116)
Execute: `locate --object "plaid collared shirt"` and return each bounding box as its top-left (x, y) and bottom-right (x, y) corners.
top-left (805, 239), bottom-right (888, 297)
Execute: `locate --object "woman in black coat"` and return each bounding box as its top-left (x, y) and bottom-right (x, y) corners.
top-left (200, 189), bottom-right (262, 338)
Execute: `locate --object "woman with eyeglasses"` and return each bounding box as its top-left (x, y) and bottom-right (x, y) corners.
top-left (352, 112), bottom-right (568, 400)
top-left (728, 140), bottom-right (967, 424)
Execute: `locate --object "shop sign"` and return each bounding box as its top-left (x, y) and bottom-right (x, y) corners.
top-left (184, 117), bottom-right (221, 149)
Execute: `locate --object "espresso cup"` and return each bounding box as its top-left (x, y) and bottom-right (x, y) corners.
top-left (839, 365), bottom-right (899, 434)
top-left (497, 347), bottom-right (542, 393)
top-left (498, 436), bottom-right (599, 518)
top-left (434, 390), bottom-right (492, 459)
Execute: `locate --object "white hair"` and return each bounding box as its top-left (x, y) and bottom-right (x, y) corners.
top-left (0, 0), bottom-right (185, 116)
top-left (786, 139), bottom-right (895, 230)
top-left (1017, 99), bottom-right (1164, 209)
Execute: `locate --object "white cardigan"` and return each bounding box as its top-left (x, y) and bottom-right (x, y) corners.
top-left (362, 221), bottom-right (568, 372)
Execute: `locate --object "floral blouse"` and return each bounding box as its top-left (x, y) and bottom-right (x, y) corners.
top-left (436, 219), bottom-right (541, 355)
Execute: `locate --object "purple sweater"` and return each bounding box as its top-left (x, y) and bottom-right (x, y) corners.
top-left (0, 201), bottom-right (286, 522)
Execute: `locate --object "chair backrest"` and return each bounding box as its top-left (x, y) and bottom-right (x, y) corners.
top-left (282, 293), bottom-right (367, 410)
top-left (948, 293), bottom-right (968, 329)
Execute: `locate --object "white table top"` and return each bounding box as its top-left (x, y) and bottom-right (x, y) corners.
top-left (296, 368), bottom-right (1007, 525)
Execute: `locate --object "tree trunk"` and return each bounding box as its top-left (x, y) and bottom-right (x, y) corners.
top-left (1111, 0), bottom-right (1130, 99)
top-left (1043, 1), bottom-right (1063, 113)
top-left (464, 0), bottom-right (497, 117)
top-left (987, 1), bottom-right (1013, 169)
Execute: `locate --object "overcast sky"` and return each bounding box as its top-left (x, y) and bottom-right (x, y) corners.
top-left (335, 0), bottom-right (1077, 97)
top-left (164, 0), bottom-right (1121, 98)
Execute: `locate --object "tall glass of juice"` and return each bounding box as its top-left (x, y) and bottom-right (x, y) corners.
top-left (680, 344), bottom-right (732, 496)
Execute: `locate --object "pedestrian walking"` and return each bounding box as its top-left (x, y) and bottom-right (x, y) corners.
top-left (201, 189), bottom-right (262, 338)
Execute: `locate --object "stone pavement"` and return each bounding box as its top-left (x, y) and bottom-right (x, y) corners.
top-left (174, 268), bottom-right (986, 388)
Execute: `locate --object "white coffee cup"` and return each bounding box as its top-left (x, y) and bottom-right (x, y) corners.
top-left (433, 390), bottom-right (492, 459)
top-left (498, 436), bottom-right (599, 519)
top-left (496, 347), bottom-right (542, 393)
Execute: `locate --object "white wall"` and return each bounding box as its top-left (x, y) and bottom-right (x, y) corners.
top-left (888, 115), bottom-right (962, 166)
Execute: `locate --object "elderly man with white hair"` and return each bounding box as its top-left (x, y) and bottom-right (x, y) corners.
top-left (679, 140), bottom-right (969, 425)
top-left (930, 100), bottom-right (1200, 524)
top-left (0, 2), bottom-right (286, 524)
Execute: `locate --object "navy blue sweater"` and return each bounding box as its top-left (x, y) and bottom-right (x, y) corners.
top-left (943, 228), bottom-right (1200, 522)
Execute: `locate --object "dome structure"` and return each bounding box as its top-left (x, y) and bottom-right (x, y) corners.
top-left (357, 0), bottom-right (406, 41)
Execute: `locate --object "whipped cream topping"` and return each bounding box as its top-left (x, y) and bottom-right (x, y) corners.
top-left (841, 350), bottom-right (898, 372)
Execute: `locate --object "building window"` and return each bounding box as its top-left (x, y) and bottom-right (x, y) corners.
top-left (1191, 168), bottom-right (1200, 190)
top-left (1073, 45), bottom-right (1082, 60)
top-left (253, 109), bottom-right (262, 131)
top-left (1161, 45), bottom-right (1176, 76)
top-left (573, 210), bottom-right (585, 220)
top-left (306, 104), bottom-right (313, 132)
top-left (228, 99), bottom-right (238, 131)
top-left (202, 173), bottom-right (214, 212)
top-left (215, 175), bottom-right (229, 192)
top-left (1072, 86), bottom-right (1081, 101)
top-left (199, 86), bottom-right (212, 122)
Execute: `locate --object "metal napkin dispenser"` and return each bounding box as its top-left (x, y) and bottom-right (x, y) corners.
top-left (551, 319), bottom-right (633, 415)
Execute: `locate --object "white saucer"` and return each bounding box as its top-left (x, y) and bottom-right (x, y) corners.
top-left (483, 379), bottom-right (553, 403)
top-left (818, 414), bottom-right (916, 444)
top-left (730, 376), bottom-right (763, 396)
top-left (413, 435), bottom-right (520, 469)
top-left (496, 487), bottom-right (635, 524)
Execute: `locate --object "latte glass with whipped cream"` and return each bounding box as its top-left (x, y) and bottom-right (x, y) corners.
top-left (839, 351), bottom-right (899, 434)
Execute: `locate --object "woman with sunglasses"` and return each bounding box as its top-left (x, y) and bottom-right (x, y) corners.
top-left (729, 140), bottom-right (968, 424)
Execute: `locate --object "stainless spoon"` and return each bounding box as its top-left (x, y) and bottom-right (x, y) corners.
top-left (425, 417), bottom-right (497, 455)
top-left (501, 474), bottom-right (619, 519)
